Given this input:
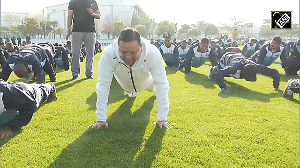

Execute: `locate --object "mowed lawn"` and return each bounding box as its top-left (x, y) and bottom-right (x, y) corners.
top-left (0, 50), bottom-right (299, 167)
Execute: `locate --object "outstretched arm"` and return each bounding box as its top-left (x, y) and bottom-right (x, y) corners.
top-left (185, 47), bottom-right (194, 74)
top-left (257, 47), bottom-right (267, 64)
top-left (66, 10), bottom-right (73, 40)
top-left (209, 50), bottom-right (218, 66)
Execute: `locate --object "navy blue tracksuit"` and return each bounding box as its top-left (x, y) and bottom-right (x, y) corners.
top-left (0, 81), bottom-right (55, 131)
top-left (214, 53), bottom-right (280, 90)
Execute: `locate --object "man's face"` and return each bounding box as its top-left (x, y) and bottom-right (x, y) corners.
top-left (199, 43), bottom-right (208, 52)
top-left (67, 44), bottom-right (71, 50)
top-left (119, 40), bottom-right (142, 66)
top-left (6, 43), bottom-right (14, 52)
top-left (210, 42), bottom-right (216, 48)
top-left (270, 40), bottom-right (280, 51)
top-left (164, 38), bottom-right (172, 47)
top-left (250, 40), bottom-right (255, 46)
top-left (181, 42), bottom-right (187, 49)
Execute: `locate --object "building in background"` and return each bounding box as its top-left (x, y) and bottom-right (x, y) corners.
top-left (46, 0), bottom-right (140, 40)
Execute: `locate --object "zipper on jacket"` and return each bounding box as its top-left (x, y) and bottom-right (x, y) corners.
top-left (117, 60), bottom-right (137, 93)
top-left (129, 68), bottom-right (137, 92)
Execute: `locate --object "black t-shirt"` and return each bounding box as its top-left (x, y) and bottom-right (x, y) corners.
top-left (68, 0), bottom-right (99, 32)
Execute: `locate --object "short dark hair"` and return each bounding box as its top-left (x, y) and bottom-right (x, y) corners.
top-left (13, 61), bottom-right (29, 78)
top-left (272, 36), bottom-right (282, 44)
top-left (118, 28), bottom-right (141, 45)
top-left (243, 64), bottom-right (257, 81)
top-left (201, 38), bottom-right (210, 44)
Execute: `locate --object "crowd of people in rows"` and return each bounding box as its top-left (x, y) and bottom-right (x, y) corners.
top-left (0, 29), bottom-right (299, 137)
top-left (149, 35), bottom-right (300, 92)
top-left (0, 0), bottom-right (299, 137)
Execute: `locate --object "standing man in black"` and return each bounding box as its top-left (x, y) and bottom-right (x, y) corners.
top-left (17, 37), bottom-right (22, 46)
top-left (66, 0), bottom-right (100, 80)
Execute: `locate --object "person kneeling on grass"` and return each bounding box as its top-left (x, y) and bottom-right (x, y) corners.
top-left (0, 80), bottom-right (56, 138)
top-left (282, 79), bottom-right (300, 99)
top-left (208, 52), bottom-right (280, 92)
top-left (89, 28), bottom-right (171, 129)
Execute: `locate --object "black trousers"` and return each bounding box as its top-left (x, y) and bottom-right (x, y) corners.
top-left (285, 56), bottom-right (300, 75)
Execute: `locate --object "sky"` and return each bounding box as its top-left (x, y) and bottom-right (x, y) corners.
top-left (1, 0), bottom-right (299, 27)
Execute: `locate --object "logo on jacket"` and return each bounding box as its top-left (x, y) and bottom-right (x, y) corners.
top-left (271, 11), bottom-right (292, 29)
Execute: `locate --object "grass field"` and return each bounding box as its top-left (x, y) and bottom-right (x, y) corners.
top-left (0, 51), bottom-right (299, 167)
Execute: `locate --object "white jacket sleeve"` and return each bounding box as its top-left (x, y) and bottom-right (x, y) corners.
top-left (96, 46), bottom-right (115, 121)
top-left (148, 46), bottom-right (170, 121)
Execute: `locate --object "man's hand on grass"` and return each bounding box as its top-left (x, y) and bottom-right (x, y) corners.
top-left (155, 121), bottom-right (172, 129)
top-left (0, 129), bottom-right (13, 138)
top-left (88, 121), bottom-right (108, 129)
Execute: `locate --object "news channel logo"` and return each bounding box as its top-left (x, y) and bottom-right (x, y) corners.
top-left (271, 11), bottom-right (292, 29)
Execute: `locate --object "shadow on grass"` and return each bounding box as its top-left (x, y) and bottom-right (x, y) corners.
top-left (165, 66), bottom-right (178, 75)
top-left (86, 78), bottom-right (126, 110)
top-left (283, 97), bottom-right (300, 104)
top-left (55, 67), bottom-right (68, 74)
top-left (56, 78), bottom-right (86, 93)
top-left (185, 71), bottom-right (215, 89)
top-left (218, 81), bottom-right (279, 102)
top-left (279, 74), bottom-right (300, 82)
top-left (50, 96), bottom-right (166, 167)
top-left (54, 79), bottom-right (73, 87)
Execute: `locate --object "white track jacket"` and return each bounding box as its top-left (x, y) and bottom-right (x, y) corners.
top-left (96, 38), bottom-right (170, 121)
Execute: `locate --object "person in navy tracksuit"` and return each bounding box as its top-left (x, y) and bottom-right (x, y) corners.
top-left (185, 38), bottom-right (218, 74)
top-left (209, 52), bottom-right (280, 91)
top-left (250, 36), bottom-right (288, 71)
top-left (177, 39), bottom-right (190, 71)
top-left (54, 43), bottom-right (70, 71)
top-left (285, 39), bottom-right (300, 75)
top-left (0, 80), bottom-right (56, 138)
top-left (159, 35), bottom-right (179, 68)
top-left (242, 38), bottom-right (260, 57)
top-left (210, 40), bottom-right (223, 60)
top-left (0, 45), bottom-right (56, 83)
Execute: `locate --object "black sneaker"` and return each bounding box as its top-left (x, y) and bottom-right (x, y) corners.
top-left (50, 76), bottom-right (56, 82)
top-left (72, 76), bottom-right (79, 80)
top-left (86, 75), bottom-right (94, 79)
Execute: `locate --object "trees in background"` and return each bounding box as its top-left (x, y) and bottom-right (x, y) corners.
top-left (1, 12), bottom-right (299, 41)
top-left (155, 20), bottom-right (176, 38)
top-left (177, 21), bottom-right (219, 40)
top-left (112, 21), bottom-right (127, 38)
top-left (204, 24), bottom-right (219, 37)
top-left (133, 25), bottom-right (147, 38)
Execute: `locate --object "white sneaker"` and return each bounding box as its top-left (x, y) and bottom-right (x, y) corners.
top-left (128, 92), bottom-right (138, 97)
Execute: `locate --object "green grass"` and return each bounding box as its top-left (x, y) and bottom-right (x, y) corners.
top-left (0, 51), bottom-right (299, 167)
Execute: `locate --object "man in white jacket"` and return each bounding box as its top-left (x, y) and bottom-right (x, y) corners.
top-left (89, 28), bottom-right (171, 129)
